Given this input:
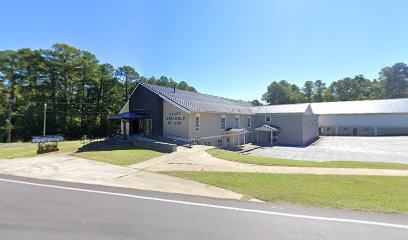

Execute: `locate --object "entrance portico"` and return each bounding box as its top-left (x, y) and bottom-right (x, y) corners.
top-left (109, 110), bottom-right (152, 139)
top-left (254, 125), bottom-right (279, 145)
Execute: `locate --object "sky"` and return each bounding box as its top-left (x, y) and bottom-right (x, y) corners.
top-left (1, 0), bottom-right (408, 101)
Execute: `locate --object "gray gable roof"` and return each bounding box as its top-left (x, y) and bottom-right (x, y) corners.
top-left (311, 98), bottom-right (408, 115)
top-left (131, 82), bottom-right (408, 115)
top-left (137, 82), bottom-right (254, 114)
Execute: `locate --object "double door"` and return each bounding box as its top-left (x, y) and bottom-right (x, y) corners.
top-left (131, 119), bottom-right (152, 135)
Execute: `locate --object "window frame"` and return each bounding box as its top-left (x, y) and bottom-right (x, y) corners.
top-left (265, 115), bottom-right (271, 123)
top-left (235, 115), bottom-right (239, 128)
top-left (220, 115), bottom-right (226, 130)
top-left (247, 116), bottom-right (251, 128)
top-left (195, 113), bottom-right (200, 132)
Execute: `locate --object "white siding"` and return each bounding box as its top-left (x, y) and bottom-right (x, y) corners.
top-left (162, 100), bottom-right (191, 139)
top-left (319, 114), bottom-right (408, 127)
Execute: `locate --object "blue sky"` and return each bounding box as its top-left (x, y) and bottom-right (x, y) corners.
top-left (1, 0), bottom-right (407, 101)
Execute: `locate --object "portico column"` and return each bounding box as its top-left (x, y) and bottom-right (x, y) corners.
top-left (123, 119), bottom-right (127, 140)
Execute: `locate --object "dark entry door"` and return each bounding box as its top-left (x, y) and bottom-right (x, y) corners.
top-left (353, 128), bottom-right (358, 136)
top-left (272, 131), bottom-right (278, 143)
top-left (131, 120), bottom-right (140, 134)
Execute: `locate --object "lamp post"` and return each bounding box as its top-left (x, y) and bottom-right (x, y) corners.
top-left (43, 103), bottom-right (47, 136)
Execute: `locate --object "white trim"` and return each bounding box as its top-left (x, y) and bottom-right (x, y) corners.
top-left (0, 177), bottom-right (407, 230)
top-left (119, 101), bottom-right (129, 114)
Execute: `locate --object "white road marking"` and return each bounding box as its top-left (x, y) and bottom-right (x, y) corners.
top-left (0, 177), bottom-right (407, 230)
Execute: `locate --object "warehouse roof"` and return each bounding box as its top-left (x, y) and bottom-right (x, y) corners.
top-left (137, 82), bottom-right (254, 114)
top-left (250, 103), bottom-right (311, 114)
top-left (311, 98), bottom-right (408, 115)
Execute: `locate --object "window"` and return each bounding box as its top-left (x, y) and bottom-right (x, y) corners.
top-left (265, 115), bottom-right (271, 122)
top-left (235, 116), bottom-right (239, 128)
top-left (247, 117), bottom-right (251, 128)
top-left (220, 115), bottom-right (226, 129)
top-left (195, 113), bottom-right (200, 131)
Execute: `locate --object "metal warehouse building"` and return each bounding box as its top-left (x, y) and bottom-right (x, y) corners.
top-left (114, 82), bottom-right (408, 147)
top-left (311, 98), bottom-right (408, 136)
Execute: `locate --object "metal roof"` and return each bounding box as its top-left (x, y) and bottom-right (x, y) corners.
top-left (110, 111), bottom-right (151, 119)
top-left (139, 82), bottom-right (254, 114)
top-left (131, 83), bottom-right (408, 116)
top-left (224, 128), bottom-right (250, 134)
top-left (250, 103), bottom-right (310, 114)
top-left (254, 125), bottom-right (279, 132)
top-left (311, 98), bottom-right (408, 115)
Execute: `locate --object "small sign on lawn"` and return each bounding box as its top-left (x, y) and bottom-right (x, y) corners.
top-left (31, 135), bottom-right (64, 154)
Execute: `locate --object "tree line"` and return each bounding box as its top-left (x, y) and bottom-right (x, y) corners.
top-left (1, 43), bottom-right (407, 142)
top-left (0, 44), bottom-right (196, 142)
top-left (259, 62), bottom-right (408, 105)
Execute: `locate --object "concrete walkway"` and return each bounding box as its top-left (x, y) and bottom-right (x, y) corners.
top-left (0, 152), bottom-right (244, 200)
top-left (131, 145), bottom-right (408, 176)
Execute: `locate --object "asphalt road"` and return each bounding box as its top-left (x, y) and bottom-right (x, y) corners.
top-left (0, 174), bottom-right (407, 240)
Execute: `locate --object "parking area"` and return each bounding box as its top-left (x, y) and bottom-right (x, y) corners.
top-left (248, 136), bottom-right (408, 164)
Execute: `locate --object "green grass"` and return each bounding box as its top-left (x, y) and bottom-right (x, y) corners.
top-left (73, 145), bottom-right (164, 166)
top-left (207, 149), bottom-right (408, 170)
top-left (0, 141), bottom-right (82, 159)
top-left (167, 172), bottom-right (408, 213)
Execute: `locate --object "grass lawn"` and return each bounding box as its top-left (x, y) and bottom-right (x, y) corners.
top-left (0, 141), bottom-right (82, 159)
top-left (207, 149), bottom-right (408, 170)
top-left (73, 145), bottom-right (164, 166)
top-left (167, 172), bottom-right (408, 213)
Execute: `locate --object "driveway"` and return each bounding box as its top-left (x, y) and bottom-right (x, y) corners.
top-left (0, 151), bottom-right (244, 200)
top-left (248, 136), bottom-right (408, 163)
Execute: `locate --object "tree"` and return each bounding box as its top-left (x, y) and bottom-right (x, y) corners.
top-left (0, 77), bottom-right (7, 141)
top-left (369, 79), bottom-right (383, 99)
top-left (140, 76), bottom-right (197, 93)
top-left (329, 75), bottom-right (372, 101)
top-left (0, 50), bottom-right (22, 142)
top-left (115, 66), bottom-right (139, 102)
top-left (313, 80), bottom-right (326, 102)
top-left (250, 99), bottom-right (263, 106)
top-left (0, 44), bottom-right (199, 142)
top-left (379, 63), bottom-right (408, 99)
top-left (324, 82), bottom-right (337, 102)
top-left (262, 80), bottom-right (303, 105)
top-left (302, 81), bottom-right (314, 103)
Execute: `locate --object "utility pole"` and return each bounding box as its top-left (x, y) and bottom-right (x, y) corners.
top-left (43, 103), bottom-right (47, 136)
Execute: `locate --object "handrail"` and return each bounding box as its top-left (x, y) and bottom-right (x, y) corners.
top-left (80, 135), bottom-right (107, 150)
